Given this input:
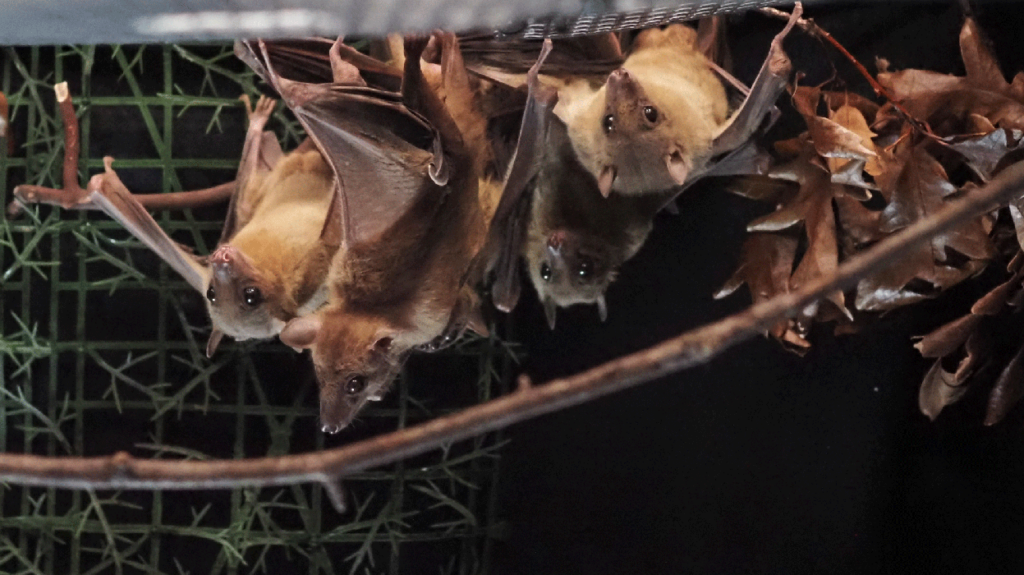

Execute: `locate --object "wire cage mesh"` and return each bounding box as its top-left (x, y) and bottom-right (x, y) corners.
top-left (0, 43), bottom-right (516, 574)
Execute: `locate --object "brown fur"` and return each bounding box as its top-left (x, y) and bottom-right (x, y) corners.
top-left (208, 149), bottom-right (336, 340)
top-left (524, 120), bottom-right (671, 318)
top-left (281, 35), bottom-right (495, 433)
top-left (556, 24), bottom-right (729, 196)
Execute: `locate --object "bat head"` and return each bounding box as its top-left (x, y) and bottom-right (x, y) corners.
top-left (279, 309), bottom-right (406, 434)
top-left (572, 66), bottom-right (721, 196)
top-left (204, 245), bottom-right (286, 353)
top-left (525, 228), bottom-right (614, 330)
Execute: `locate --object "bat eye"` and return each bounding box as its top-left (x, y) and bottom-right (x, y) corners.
top-left (243, 286), bottom-right (263, 307)
top-left (206, 286), bottom-right (216, 302)
top-left (577, 257), bottom-right (594, 279)
top-left (602, 114), bottom-right (614, 134)
top-left (643, 106), bottom-right (658, 123)
top-left (540, 263), bottom-right (552, 282)
top-left (345, 376), bottom-right (367, 395)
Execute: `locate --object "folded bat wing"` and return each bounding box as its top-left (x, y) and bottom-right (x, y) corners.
top-left (237, 39), bottom-right (442, 251)
top-left (469, 40), bottom-right (558, 312)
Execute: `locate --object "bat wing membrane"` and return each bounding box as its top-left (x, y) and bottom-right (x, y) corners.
top-left (237, 40), bottom-right (442, 250)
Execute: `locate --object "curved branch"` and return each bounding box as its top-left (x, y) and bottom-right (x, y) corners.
top-left (3, 159), bottom-right (1024, 509)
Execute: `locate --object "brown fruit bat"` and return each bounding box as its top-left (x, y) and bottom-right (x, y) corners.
top-left (521, 110), bottom-right (673, 329)
top-left (237, 34), bottom-right (495, 433)
top-left (468, 8), bottom-right (800, 326)
top-left (9, 84), bottom-right (338, 357)
top-left (465, 5), bottom-right (800, 198)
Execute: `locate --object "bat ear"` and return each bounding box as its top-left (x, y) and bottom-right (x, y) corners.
top-left (666, 150), bottom-right (689, 185)
top-left (597, 165), bottom-right (616, 198)
top-left (596, 295), bottom-right (608, 322)
top-left (543, 298), bottom-right (558, 330)
top-left (206, 329), bottom-right (225, 358)
top-left (280, 315), bottom-right (321, 352)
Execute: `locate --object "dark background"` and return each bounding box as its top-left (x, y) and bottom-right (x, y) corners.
top-left (492, 3), bottom-right (1024, 574)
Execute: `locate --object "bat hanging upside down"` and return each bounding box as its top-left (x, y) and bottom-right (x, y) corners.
top-left (467, 5), bottom-right (801, 326)
top-left (9, 85), bottom-right (339, 358)
top-left (237, 32), bottom-right (501, 433)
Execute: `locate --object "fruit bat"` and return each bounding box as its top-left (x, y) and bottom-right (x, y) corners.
top-left (469, 10), bottom-right (797, 326)
top-left (237, 34), bottom-right (493, 433)
top-left (464, 5), bottom-right (800, 198)
top-left (9, 85), bottom-right (338, 357)
top-left (466, 40), bottom-right (669, 329)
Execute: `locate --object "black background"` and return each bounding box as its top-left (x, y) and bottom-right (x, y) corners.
top-left (491, 3), bottom-right (1024, 574)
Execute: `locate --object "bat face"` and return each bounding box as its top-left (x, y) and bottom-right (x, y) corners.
top-left (281, 310), bottom-right (405, 434)
top-left (596, 67), bottom-right (713, 195)
top-left (526, 228), bottom-right (613, 329)
top-left (204, 244), bottom-right (286, 342)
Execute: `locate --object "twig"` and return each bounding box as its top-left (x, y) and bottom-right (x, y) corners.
top-left (6, 82), bottom-right (235, 219)
top-left (3, 158), bottom-right (1024, 511)
top-left (759, 5), bottom-right (936, 138)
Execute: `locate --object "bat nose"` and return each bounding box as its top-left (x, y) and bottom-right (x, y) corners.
top-left (606, 68), bottom-right (637, 100)
top-left (547, 232), bottom-right (565, 253)
top-left (209, 245), bottom-right (237, 266)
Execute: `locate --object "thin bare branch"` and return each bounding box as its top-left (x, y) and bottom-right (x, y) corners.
top-left (2, 158), bottom-right (1024, 509)
top-left (759, 5), bottom-right (936, 138)
top-left (6, 82), bottom-right (235, 218)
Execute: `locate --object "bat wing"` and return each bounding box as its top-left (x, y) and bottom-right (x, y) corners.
top-left (708, 3), bottom-right (800, 158)
top-left (468, 40), bottom-right (557, 312)
top-left (88, 159), bottom-right (211, 292)
top-left (460, 33), bottom-right (622, 87)
top-left (238, 39), bottom-right (443, 250)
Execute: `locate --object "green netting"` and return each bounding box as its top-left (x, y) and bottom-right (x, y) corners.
top-left (0, 44), bottom-right (515, 574)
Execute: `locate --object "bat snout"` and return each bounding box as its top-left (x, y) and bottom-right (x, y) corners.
top-left (547, 231), bottom-right (566, 254)
top-left (209, 245), bottom-right (238, 266)
top-left (320, 401), bottom-right (353, 435)
top-left (606, 68), bottom-right (640, 103)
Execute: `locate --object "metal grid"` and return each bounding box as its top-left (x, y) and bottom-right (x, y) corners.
top-left (0, 44), bottom-right (514, 574)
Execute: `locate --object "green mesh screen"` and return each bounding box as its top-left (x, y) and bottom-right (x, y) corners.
top-left (0, 44), bottom-right (514, 574)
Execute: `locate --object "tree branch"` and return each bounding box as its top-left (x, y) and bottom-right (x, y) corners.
top-left (759, 5), bottom-right (936, 138)
top-left (3, 157), bottom-right (1024, 512)
top-left (6, 82), bottom-right (236, 219)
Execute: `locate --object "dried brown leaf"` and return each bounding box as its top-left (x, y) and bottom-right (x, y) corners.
top-left (835, 195), bottom-right (885, 248)
top-left (822, 90), bottom-right (880, 122)
top-left (856, 143), bottom-right (993, 311)
top-left (960, 17), bottom-right (1008, 94)
top-left (947, 128), bottom-right (1024, 182)
top-left (876, 18), bottom-right (1024, 133)
top-left (985, 343), bottom-right (1024, 426)
top-left (715, 232), bottom-right (796, 302)
top-left (919, 359), bottom-right (970, 421)
top-left (830, 104), bottom-right (882, 176)
top-left (914, 313), bottom-right (984, 358)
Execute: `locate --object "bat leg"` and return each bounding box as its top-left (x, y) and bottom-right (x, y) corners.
top-left (401, 34), bottom-right (474, 185)
top-left (329, 38), bottom-right (368, 86)
top-left (708, 2), bottom-right (801, 157)
top-left (235, 94), bottom-right (277, 185)
top-left (219, 94), bottom-right (278, 243)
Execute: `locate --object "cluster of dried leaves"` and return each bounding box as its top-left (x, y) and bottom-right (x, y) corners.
top-left (718, 17), bottom-right (1024, 424)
